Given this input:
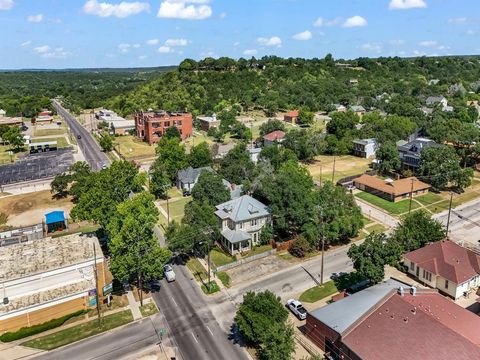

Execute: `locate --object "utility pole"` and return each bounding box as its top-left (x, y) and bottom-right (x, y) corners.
top-left (319, 207), bottom-right (325, 286)
top-left (331, 156), bottom-right (336, 183)
top-left (408, 178), bottom-right (415, 214)
top-left (93, 243), bottom-right (101, 325)
top-left (207, 241), bottom-right (211, 291)
top-left (319, 161), bottom-right (322, 187)
top-left (445, 192), bottom-right (453, 239)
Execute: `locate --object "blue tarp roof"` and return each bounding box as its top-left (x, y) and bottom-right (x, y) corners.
top-left (45, 211), bottom-right (65, 225)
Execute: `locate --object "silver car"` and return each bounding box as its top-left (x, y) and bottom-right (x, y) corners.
top-left (163, 264), bottom-right (176, 282)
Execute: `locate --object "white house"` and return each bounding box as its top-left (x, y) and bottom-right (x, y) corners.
top-left (176, 166), bottom-right (213, 192)
top-left (248, 147), bottom-right (261, 164)
top-left (404, 240), bottom-right (480, 299)
top-left (0, 109), bottom-right (6, 118)
top-left (214, 195), bottom-right (271, 255)
top-left (352, 138), bottom-right (378, 158)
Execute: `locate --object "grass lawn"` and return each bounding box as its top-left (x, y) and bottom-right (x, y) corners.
top-left (157, 197), bottom-right (191, 228)
top-left (352, 230), bottom-right (368, 242)
top-left (242, 244), bottom-right (273, 258)
top-left (217, 272), bottom-right (231, 288)
top-left (139, 303), bottom-right (158, 317)
top-left (210, 246), bottom-right (235, 267)
top-left (113, 135), bottom-right (156, 160)
top-left (299, 281), bottom-right (338, 303)
top-left (186, 258), bottom-right (220, 294)
top-left (362, 216), bottom-right (373, 226)
top-left (50, 224), bottom-right (99, 238)
top-left (31, 137), bottom-right (69, 148)
top-left (21, 310), bottom-right (133, 351)
top-left (34, 126), bottom-right (67, 137)
top-left (365, 223), bottom-right (387, 234)
top-left (276, 250), bottom-right (297, 262)
top-left (307, 155), bottom-right (371, 184)
top-left (0, 144), bottom-right (26, 164)
top-left (414, 193), bottom-right (444, 206)
top-left (355, 191), bottom-right (420, 215)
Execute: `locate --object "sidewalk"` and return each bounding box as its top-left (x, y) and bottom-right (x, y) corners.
top-left (127, 290), bottom-right (143, 320)
top-left (197, 257), bottom-right (227, 291)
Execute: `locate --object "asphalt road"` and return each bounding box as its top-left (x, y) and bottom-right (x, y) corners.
top-left (52, 100), bottom-right (109, 171)
top-left (152, 262), bottom-right (248, 360)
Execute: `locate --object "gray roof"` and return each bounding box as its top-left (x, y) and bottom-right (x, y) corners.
top-left (177, 166), bottom-right (213, 184)
top-left (353, 138), bottom-right (376, 146)
top-left (398, 137), bottom-right (440, 154)
top-left (426, 96), bottom-right (446, 105)
top-left (221, 228), bottom-right (251, 244)
top-left (349, 105), bottom-right (366, 112)
top-left (309, 279), bottom-right (406, 335)
top-left (215, 195), bottom-right (270, 222)
top-left (222, 179), bottom-right (243, 199)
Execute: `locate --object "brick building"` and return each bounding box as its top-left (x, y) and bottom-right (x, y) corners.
top-left (135, 111), bottom-right (193, 145)
top-left (0, 233), bottom-right (107, 333)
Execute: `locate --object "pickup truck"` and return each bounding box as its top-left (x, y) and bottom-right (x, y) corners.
top-left (287, 299), bottom-right (307, 320)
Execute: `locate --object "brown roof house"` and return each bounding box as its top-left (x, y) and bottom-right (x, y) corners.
top-left (305, 279), bottom-right (480, 360)
top-left (263, 130), bottom-right (285, 146)
top-left (404, 240), bottom-right (480, 299)
top-left (354, 174), bottom-right (430, 202)
top-left (283, 110), bottom-right (299, 125)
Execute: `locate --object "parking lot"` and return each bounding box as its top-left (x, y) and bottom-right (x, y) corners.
top-left (0, 148), bottom-right (74, 186)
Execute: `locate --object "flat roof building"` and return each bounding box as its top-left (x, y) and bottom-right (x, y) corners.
top-left (197, 114), bottom-right (220, 131)
top-left (0, 233), bottom-right (107, 333)
top-left (135, 111), bottom-right (193, 145)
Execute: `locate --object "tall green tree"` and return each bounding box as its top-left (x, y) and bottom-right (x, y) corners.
top-left (191, 171), bottom-right (230, 206)
top-left (259, 119), bottom-right (286, 137)
top-left (149, 159), bottom-right (171, 199)
top-left (99, 133), bottom-right (113, 152)
top-left (297, 108), bottom-right (314, 126)
top-left (219, 142), bottom-right (255, 184)
top-left (189, 142), bottom-right (212, 168)
top-left (107, 192), bottom-right (171, 305)
top-left (375, 142), bottom-right (401, 174)
top-left (259, 146), bottom-right (297, 170)
top-left (156, 136), bottom-right (188, 181)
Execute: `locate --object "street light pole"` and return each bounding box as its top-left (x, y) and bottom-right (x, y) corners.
top-left (445, 192), bottom-right (453, 239)
top-left (319, 207), bottom-right (325, 286)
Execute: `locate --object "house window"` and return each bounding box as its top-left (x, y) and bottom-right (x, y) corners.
top-left (423, 270), bottom-right (432, 282)
top-left (410, 262), bottom-right (415, 271)
top-left (445, 280), bottom-right (449, 289)
top-left (251, 218), bottom-right (258, 226)
top-left (164, 121), bottom-right (170, 127)
top-left (239, 222), bottom-right (243, 229)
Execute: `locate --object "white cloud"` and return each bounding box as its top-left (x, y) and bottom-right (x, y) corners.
top-left (219, 12), bottom-right (226, 19)
top-left (20, 41), bottom-right (31, 48)
top-left (157, 0), bottom-right (212, 20)
top-left (158, 46), bottom-right (173, 53)
top-left (343, 16), bottom-right (367, 28)
top-left (292, 30), bottom-right (312, 41)
top-left (27, 14), bottom-right (43, 23)
top-left (313, 17), bottom-right (340, 27)
top-left (41, 47), bottom-right (72, 59)
top-left (243, 49), bottom-right (257, 56)
top-left (361, 43), bottom-right (382, 53)
top-left (0, 0), bottom-right (13, 10)
top-left (466, 29), bottom-right (477, 35)
top-left (313, 17), bottom-right (323, 27)
top-left (133, 43), bottom-right (141, 48)
top-left (83, 0), bottom-right (150, 18)
top-left (34, 45), bottom-right (50, 54)
top-left (165, 38), bottom-right (188, 46)
top-left (146, 39), bottom-right (159, 46)
top-left (389, 0), bottom-right (427, 10)
top-left (118, 43), bottom-right (131, 53)
top-left (448, 17), bottom-right (469, 25)
top-left (419, 40), bottom-right (437, 47)
top-left (389, 39), bottom-right (405, 45)
top-left (138, 55), bottom-right (147, 60)
top-left (257, 36), bottom-right (282, 47)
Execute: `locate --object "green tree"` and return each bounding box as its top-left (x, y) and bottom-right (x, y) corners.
top-left (107, 192), bottom-right (171, 305)
top-left (99, 133), bottom-right (113, 152)
top-left (392, 210), bottom-right (445, 252)
top-left (4, 126), bottom-right (24, 150)
top-left (156, 136), bottom-right (188, 181)
top-left (235, 291), bottom-right (294, 360)
top-left (219, 142), bottom-right (255, 184)
top-left (191, 171), bottom-right (230, 207)
top-left (149, 159), bottom-right (171, 199)
top-left (189, 142), bottom-right (212, 168)
top-left (50, 161), bottom-right (91, 198)
top-left (283, 129), bottom-right (317, 162)
top-left (297, 108), bottom-right (314, 126)
top-left (165, 126), bottom-right (181, 139)
top-left (375, 142), bottom-right (401, 173)
top-left (259, 119), bottom-right (286, 137)
top-left (259, 145), bottom-right (297, 170)
top-left (50, 173), bottom-right (71, 197)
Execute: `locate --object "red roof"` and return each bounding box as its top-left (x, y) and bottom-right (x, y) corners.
top-left (404, 240), bottom-right (480, 284)
top-left (263, 130), bottom-right (285, 142)
top-left (285, 110), bottom-right (299, 118)
top-left (343, 292), bottom-right (480, 360)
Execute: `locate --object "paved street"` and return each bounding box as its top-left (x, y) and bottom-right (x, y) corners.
top-left (152, 262), bottom-right (248, 360)
top-left (52, 100), bottom-right (109, 171)
top-left (434, 198), bottom-right (480, 246)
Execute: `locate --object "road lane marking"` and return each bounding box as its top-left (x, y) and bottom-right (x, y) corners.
top-left (206, 326), bottom-right (214, 337)
top-left (191, 332), bottom-right (199, 343)
top-left (171, 296), bottom-right (178, 307)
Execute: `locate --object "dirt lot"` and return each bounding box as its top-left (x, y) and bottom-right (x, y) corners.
top-left (307, 155), bottom-right (371, 183)
top-left (226, 254), bottom-right (291, 287)
top-left (0, 190), bottom-right (73, 226)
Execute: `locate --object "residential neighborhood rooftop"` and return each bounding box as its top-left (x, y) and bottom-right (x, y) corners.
top-left (354, 175), bottom-right (431, 196)
top-left (214, 195), bottom-right (270, 222)
top-left (263, 130), bottom-right (285, 142)
top-left (176, 166), bottom-right (213, 185)
top-left (404, 240), bottom-right (480, 284)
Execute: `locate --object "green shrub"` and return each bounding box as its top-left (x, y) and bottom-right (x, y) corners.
top-left (0, 212), bottom-right (7, 226)
top-left (217, 272), bottom-right (231, 288)
top-left (201, 281), bottom-right (220, 294)
top-left (0, 310), bottom-right (85, 342)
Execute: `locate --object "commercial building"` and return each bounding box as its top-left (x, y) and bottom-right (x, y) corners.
top-left (110, 119), bottom-right (135, 135)
top-left (197, 114), bottom-right (220, 131)
top-left (0, 233), bottom-right (106, 333)
top-left (352, 138), bottom-right (378, 158)
top-left (33, 111), bottom-right (54, 124)
top-left (404, 240), bottom-right (480, 299)
top-left (306, 279), bottom-right (480, 360)
top-left (0, 224), bottom-right (44, 247)
top-left (0, 117), bottom-right (23, 127)
top-left (135, 111), bottom-right (193, 145)
top-left (354, 175), bottom-right (430, 202)
top-left (215, 195), bottom-right (271, 255)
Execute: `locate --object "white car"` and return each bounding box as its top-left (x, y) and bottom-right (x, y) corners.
top-left (163, 265), bottom-right (176, 282)
top-left (287, 299), bottom-right (307, 320)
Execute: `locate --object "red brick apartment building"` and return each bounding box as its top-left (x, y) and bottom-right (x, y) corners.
top-left (135, 111), bottom-right (193, 145)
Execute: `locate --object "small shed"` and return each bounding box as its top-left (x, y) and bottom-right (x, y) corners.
top-left (45, 211), bottom-right (68, 233)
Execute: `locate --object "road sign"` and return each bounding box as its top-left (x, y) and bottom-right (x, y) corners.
top-left (102, 282), bottom-right (113, 296)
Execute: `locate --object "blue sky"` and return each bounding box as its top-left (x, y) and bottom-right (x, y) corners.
top-left (0, 0), bottom-right (479, 69)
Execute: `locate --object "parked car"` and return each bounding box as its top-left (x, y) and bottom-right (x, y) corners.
top-left (77, 134), bottom-right (81, 139)
top-left (163, 264), bottom-right (176, 282)
top-left (287, 299), bottom-right (307, 320)
top-left (182, 190), bottom-right (191, 197)
top-left (21, 125), bottom-right (28, 131)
